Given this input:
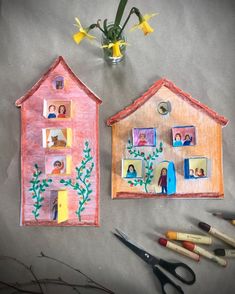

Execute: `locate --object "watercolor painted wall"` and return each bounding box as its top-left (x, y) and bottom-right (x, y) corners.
top-left (108, 79), bottom-right (228, 199)
top-left (16, 57), bottom-right (101, 226)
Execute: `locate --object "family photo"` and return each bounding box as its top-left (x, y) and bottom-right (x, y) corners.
top-left (43, 100), bottom-right (71, 119)
top-left (172, 126), bottom-right (196, 147)
top-left (186, 157), bottom-right (208, 179)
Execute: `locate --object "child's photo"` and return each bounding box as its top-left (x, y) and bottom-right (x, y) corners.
top-left (45, 155), bottom-right (71, 175)
top-left (132, 128), bottom-right (156, 147)
top-left (47, 104), bottom-right (57, 118)
top-left (50, 191), bottom-right (58, 221)
top-left (122, 159), bottom-right (143, 179)
top-left (172, 126), bottom-right (196, 147)
top-left (185, 157), bottom-right (208, 179)
top-left (43, 100), bottom-right (71, 119)
top-left (42, 128), bottom-right (72, 148)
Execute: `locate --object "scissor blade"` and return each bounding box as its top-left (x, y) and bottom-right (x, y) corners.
top-left (114, 230), bottom-right (159, 266)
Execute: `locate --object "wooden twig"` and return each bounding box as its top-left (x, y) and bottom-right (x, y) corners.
top-left (0, 280), bottom-right (40, 294)
top-left (0, 256), bottom-right (44, 294)
top-left (0, 278), bottom-right (114, 293)
top-left (38, 252), bottom-right (114, 294)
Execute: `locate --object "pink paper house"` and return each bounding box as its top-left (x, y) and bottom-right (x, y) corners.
top-left (16, 56), bottom-right (102, 226)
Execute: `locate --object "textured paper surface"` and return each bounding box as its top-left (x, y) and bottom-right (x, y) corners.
top-left (0, 0), bottom-right (235, 293)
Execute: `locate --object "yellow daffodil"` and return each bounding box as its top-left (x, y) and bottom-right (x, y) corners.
top-left (73, 17), bottom-right (96, 44)
top-left (102, 40), bottom-right (128, 58)
top-left (130, 13), bottom-right (158, 35)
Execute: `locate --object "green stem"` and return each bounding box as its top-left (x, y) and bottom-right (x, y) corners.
top-left (32, 170), bottom-right (40, 220)
top-left (114, 0), bottom-right (128, 28)
top-left (116, 7), bottom-right (136, 39)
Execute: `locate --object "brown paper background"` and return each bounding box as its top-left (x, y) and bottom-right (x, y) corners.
top-left (0, 0), bottom-right (235, 293)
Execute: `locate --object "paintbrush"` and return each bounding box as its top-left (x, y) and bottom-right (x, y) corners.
top-left (211, 212), bottom-right (235, 225)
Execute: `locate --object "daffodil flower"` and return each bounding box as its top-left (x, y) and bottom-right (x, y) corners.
top-left (73, 17), bottom-right (96, 44)
top-left (102, 40), bottom-right (128, 58)
top-left (130, 13), bottom-right (158, 35)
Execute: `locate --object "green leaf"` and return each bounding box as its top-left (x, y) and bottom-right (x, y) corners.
top-left (103, 18), bottom-right (108, 34)
top-left (39, 197), bottom-right (44, 202)
top-left (81, 207), bottom-right (85, 212)
top-left (60, 179), bottom-right (65, 183)
top-left (114, 0), bottom-right (128, 27)
top-left (34, 164), bottom-right (38, 169)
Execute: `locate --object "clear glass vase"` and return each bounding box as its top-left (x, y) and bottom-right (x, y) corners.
top-left (101, 23), bottom-right (126, 64)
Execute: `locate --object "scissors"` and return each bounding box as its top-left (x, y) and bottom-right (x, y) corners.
top-left (114, 229), bottom-right (196, 294)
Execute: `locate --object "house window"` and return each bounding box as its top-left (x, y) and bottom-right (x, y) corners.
top-left (132, 128), bottom-right (157, 147)
top-left (184, 157), bottom-right (208, 179)
top-left (45, 155), bottom-right (72, 175)
top-left (172, 126), bottom-right (196, 147)
top-left (42, 128), bottom-right (72, 148)
top-left (157, 101), bottom-right (171, 115)
top-left (122, 159), bottom-right (143, 179)
top-left (43, 100), bottom-right (72, 119)
top-left (53, 76), bottom-right (64, 90)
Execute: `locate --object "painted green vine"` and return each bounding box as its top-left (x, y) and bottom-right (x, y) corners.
top-left (29, 164), bottom-right (52, 220)
top-left (60, 141), bottom-right (94, 221)
top-left (127, 139), bottom-right (163, 192)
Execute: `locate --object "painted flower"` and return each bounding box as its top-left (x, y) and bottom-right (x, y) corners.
top-left (73, 17), bottom-right (95, 44)
top-left (102, 40), bottom-right (128, 58)
top-left (130, 13), bottom-right (158, 35)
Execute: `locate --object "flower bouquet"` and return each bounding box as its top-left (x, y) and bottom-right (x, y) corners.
top-left (73, 0), bottom-right (158, 63)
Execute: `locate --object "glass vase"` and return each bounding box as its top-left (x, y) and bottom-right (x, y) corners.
top-left (101, 23), bottom-right (126, 64)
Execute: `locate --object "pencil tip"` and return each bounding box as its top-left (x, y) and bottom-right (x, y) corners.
top-left (212, 212), bottom-right (222, 217)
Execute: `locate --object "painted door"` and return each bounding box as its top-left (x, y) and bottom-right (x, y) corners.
top-left (58, 191), bottom-right (68, 223)
top-left (167, 162), bottom-right (176, 195)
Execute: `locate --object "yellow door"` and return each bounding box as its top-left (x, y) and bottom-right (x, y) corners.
top-left (58, 191), bottom-right (68, 223)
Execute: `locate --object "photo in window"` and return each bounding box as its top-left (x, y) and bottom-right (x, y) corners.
top-left (45, 155), bottom-right (72, 175)
top-left (122, 159), bottom-right (143, 179)
top-left (43, 100), bottom-right (72, 119)
top-left (53, 76), bottom-right (64, 90)
top-left (42, 128), bottom-right (72, 148)
top-left (132, 128), bottom-right (157, 147)
top-left (172, 126), bottom-right (196, 147)
top-left (184, 157), bottom-right (208, 179)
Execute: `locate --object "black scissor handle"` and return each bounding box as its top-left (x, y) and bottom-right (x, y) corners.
top-left (158, 259), bottom-right (196, 285)
top-left (153, 266), bottom-right (184, 294)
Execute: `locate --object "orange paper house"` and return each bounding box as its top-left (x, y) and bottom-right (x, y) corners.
top-left (107, 78), bottom-right (228, 199)
top-left (16, 56), bottom-right (102, 226)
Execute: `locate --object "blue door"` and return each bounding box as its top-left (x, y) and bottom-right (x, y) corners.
top-left (167, 161), bottom-right (176, 195)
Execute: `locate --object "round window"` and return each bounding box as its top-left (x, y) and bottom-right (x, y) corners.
top-left (157, 101), bottom-right (171, 115)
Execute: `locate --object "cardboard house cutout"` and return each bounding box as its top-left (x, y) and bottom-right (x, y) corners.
top-left (16, 56), bottom-right (102, 226)
top-left (107, 78), bottom-right (228, 199)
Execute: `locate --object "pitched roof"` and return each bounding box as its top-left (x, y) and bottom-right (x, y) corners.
top-left (15, 56), bottom-right (102, 107)
top-left (106, 78), bottom-right (228, 126)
